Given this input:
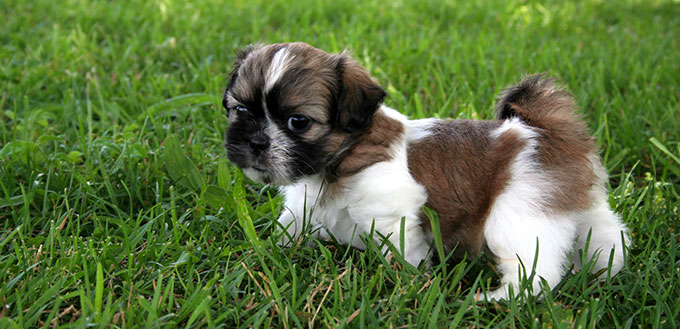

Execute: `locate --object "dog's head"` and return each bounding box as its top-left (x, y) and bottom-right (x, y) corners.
top-left (223, 43), bottom-right (386, 185)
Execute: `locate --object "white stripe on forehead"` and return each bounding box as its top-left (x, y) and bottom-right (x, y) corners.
top-left (265, 47), bottom-right (294, 92)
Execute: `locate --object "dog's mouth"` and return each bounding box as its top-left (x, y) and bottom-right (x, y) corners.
top-left (242, 166), bottom-right (296, 186)
top-left (226, 143), bottom-right (304, 186)
top-left (226, 150), bottom-right (278, 183)
top-left (247, 164), bottom-right (269, 172)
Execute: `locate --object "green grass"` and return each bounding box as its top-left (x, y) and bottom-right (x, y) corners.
top-left (1, 0), bottom-right (679, 327)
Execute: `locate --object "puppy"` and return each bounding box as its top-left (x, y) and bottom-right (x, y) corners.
top-left (223, 42), bottom-right (629, 300)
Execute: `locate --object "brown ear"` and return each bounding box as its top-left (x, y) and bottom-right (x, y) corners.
top-left (334, 54), bottom-right (386, 133)
top-left (223, 45), bottom-right (261, 110)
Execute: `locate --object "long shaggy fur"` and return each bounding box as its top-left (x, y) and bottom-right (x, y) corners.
top-left (223, 44), bottom-right (628, 301)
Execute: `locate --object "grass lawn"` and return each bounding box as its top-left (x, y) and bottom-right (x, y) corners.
top-left (1, 0), bottom-right (679, 327)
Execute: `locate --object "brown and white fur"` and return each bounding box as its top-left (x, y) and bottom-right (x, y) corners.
top-left (223, 42), bottom-right (629, 300)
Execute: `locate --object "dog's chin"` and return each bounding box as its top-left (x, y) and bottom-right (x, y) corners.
top-left (242, 167), bottom-right (297, 186)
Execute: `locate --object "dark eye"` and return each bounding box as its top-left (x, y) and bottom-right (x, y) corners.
top-left (287, 115), bottom-right (311, 133)
top-left (235, 105), bottom-right (248, 113)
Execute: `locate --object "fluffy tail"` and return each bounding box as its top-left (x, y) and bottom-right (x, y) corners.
top-left (495, 74), bottom-right (589, 135)
top-left (496, 75), bottom-right (600, 209)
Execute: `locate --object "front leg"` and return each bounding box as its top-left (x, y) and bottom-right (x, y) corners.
top-left (357, 215), bottom-right (431, 267)
top-left (345, 183), bottom-right (432, 266)
top-left (341, 158), bottom-right (433, 267)
top-left (276, 180), bottom-right (330, 246)
top-left (397, 221), bottom-right (431, 267)
top-left (276, 207), bottom-right (329, 247)
top-left (275, 209), bottom-right (302, 247)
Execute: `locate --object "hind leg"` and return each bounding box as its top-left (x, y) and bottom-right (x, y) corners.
top-left (484, 210), bottom-right (578, 300)
top-left (573, 201), bottom-right (628, 276)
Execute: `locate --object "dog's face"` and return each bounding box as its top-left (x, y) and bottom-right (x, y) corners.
top-left (223, 43), bottom-right (386, 185)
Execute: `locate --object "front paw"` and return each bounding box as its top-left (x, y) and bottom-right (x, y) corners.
top-left (484, 287), bottom-right (510, 301)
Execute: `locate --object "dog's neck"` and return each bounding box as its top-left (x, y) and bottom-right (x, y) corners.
top-left (325, 107), bottom-right (405, 182)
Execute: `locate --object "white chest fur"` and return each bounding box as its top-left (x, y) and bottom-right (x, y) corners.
top-left (276, 108), bottom-right (432, 265)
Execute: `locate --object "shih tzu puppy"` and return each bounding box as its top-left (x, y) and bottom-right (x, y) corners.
top-left (223, 42), bottom-right (628, 300)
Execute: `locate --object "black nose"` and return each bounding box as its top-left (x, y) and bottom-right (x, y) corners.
top-left (248, 136), bottom-right (270, 156)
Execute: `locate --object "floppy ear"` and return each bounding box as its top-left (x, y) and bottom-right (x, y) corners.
top-left (333, 54), bottom-right (387, 133)
top-left (223, 45), bottom-right (260, 111)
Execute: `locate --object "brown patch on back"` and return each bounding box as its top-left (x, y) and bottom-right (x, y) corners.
top-left (408, 120), bottom-right (525, 257)
top-left (496, 75), bottom-right (598, 211)
top-left (335, 111), bottom-right (404, 177)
